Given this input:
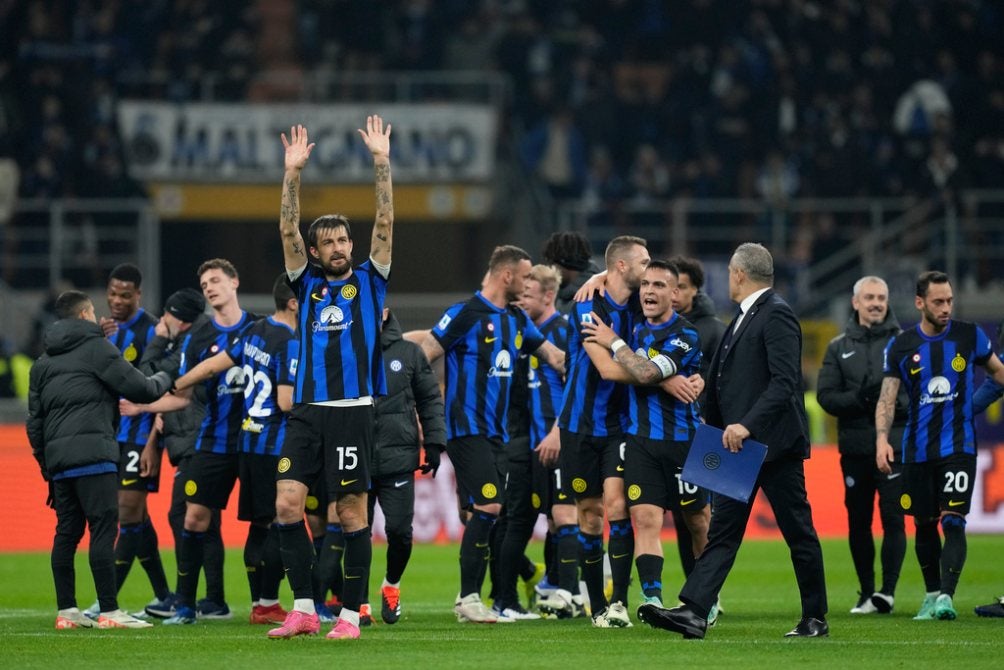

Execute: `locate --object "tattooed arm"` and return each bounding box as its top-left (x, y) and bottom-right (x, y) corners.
top-left (611, 345), bottom-right (667, 385)
top-left (358, 115), bottom-right (393, 268)
top-left (279, 125), bottom-right (314, 272)
top-left (420, 333), bottom-right (445, 365)
top-left (580, 311), bottom-right (665, 385)
top-left (534, 340), bottom-right (566, 377)
top-left (875, 376), bottom-right (900, 474)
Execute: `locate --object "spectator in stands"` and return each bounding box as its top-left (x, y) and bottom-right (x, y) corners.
top-left (520, 104), bottom-right (588, 199)
top-left (5, 0), bottom-right (1004, 297)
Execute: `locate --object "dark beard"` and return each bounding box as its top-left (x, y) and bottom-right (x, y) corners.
top-left (324, 256), bottom-right (352, 279)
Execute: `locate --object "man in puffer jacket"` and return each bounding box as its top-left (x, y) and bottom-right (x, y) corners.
top-left (26, 290), bottom-right (173, 630)
top-left (817, 276), bottom-right (908, 615)
top-left (366, 308), bottom-right (445, 624)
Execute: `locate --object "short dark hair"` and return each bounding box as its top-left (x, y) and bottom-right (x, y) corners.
top-left (669, 256), bottom-right (704, 288)
top-left (273, 272), bottom-right (296, 310)
top-left (54, 290), bottom-right (92, 319)
top-left (307, 214), bottom-right (352, 249)
top-left (197, 258), bottom-right (239, 280)
top-left (488, 245), bottom-right (531, 273)
top-left (604, 235), bottom-right (647, 269)
top-left (542, 231), bottom-right (592, 272)
top-left (645, 259), bottom-right (679, 278)
top-left (916, 270), bottom-right (950, 298)
top-left (108, 263), bottom-right (143, 288)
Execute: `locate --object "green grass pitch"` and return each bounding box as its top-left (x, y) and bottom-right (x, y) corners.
top-left (2, 537), bottom-right (1002, 669)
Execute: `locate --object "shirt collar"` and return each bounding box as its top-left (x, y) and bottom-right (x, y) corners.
top-left (739, 287), bottom-right (770, 316)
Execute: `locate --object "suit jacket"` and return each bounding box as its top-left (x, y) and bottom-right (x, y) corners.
top-left (703, 289), bottom-right (810, 462)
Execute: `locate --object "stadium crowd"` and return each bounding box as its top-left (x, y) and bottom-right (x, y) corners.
top-left (3, 1), bottom-right (1002, 213)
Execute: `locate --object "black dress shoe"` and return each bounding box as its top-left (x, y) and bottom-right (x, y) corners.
top-left (637, 603), bottom-right (707, 639)
top-left (784, 617), bottom-right (829, 638)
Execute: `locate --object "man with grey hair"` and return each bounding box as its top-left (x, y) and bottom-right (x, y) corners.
top-left (638, 242), bottom-right (829, 639)
top-left (817, 276), bottom-right (906, 615)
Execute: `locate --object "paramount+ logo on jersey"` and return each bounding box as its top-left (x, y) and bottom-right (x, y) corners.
top-left (312, 304), bottom-right (353, 333)
top-left (217, 366), bottom-right (247, 397)
top-left (488, 350), bottom-right (513, 378)
top-left (919, 376), bottom-right (959, 406)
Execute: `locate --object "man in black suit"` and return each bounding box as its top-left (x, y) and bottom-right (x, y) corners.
top-left (637, 242), bottom-right (828, 639)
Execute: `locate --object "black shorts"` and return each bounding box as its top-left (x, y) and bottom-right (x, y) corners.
top-left (447, 435), bottom-right (507, 508)
top-left (183, 451), bottom-right (239, 510)
top-left (238, 452), bottom-right (278, 523)
top-left (548, 465), bottom-right (574, 509)
top-left (118, 442), bottom-right (158, 493)
top-left (280, 403), bottom-right (374, 496)
top-left (524, 435), bottom-right (564, 514)
top-left (901, 452), bottom-right (976, 518)
top-left (557, 429), bottom-right (625, 500)
top-left (305, 476), bottom-right (328, 517)
top-left (505, 436), bottom-right (539, 523)
top-left (624, 435), bottom-right (709, 511)
top-left (530, 452), bottom-right (561, 515)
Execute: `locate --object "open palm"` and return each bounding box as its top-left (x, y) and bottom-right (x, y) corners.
top-left (282, 124), bottom-right (315, 171)
top-left (358, 115), bottom-right (391, 157)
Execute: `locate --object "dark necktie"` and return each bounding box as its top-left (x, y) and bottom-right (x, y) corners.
top-left (720, 307), bottom-right (743, 354)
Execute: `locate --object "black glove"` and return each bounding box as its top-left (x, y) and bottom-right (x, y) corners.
top-left (419, 445), bottom-right (444, 477)
top-left (45, 480), bottom-right (55, 509)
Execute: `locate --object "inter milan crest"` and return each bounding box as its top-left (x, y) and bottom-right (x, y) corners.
top-left (951, 354), bottom-right (966, 372)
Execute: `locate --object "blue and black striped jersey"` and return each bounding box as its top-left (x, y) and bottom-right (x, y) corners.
top-left (433, 293), bottom-right (546, 442)
top-left (528, 313), bottom-right (569, 448)
top-left (110, 308), bottom-right (158, 445)
top-left (288, 262), bottom-right (387, 403)
top-left (558, 293), bottom-right (636, 436)
top-left (884, 320), bottom-right (992, 463)
top-left (626, 313), bottom-right (701, 442)
top-left (225, 317), bottom-right (298, 456)
top-left (179, 311), bottom-right (259, 454)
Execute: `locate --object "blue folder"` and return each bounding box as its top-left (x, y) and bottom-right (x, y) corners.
top-left (682, 424), bottom-right (768, 503)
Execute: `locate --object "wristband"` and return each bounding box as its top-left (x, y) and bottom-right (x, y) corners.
top-left (611, 339), bottom-right (627, 354)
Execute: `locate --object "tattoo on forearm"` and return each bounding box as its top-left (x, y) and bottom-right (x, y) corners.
top-left (376, 234), bottom-right (388, 242)
top-left (875, 379), bottom-right (897, 434)
top-left (281, 176), bottom-right (305, 255)
top-left (375, 164), bottom-right (390, 182)
top-left (876, 402), bottom-right (892, 434)
top-left (614, 347), bottom-right (658, 383)
top-left (375, 184), bottom-right (393, 214)
top-left (281, 178), bottom-right (300, 227)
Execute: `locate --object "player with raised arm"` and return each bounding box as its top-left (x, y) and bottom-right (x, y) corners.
top-left (267, 118), bottom-right (392, 640)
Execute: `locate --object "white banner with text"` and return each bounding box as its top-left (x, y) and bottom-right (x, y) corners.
top-left (117, 102), bottom-right (498, 183)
